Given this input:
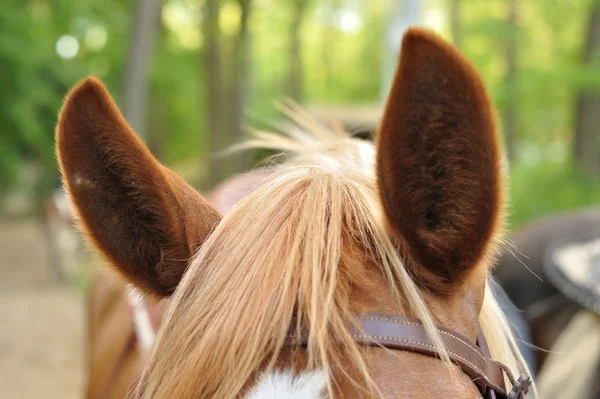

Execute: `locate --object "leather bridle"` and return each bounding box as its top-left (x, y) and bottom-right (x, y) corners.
top-left (287, 314), bottom-right (532, 398)
top-left (99, 310), bottom-right (531, 398)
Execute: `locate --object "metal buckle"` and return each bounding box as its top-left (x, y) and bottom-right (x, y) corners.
top-left (507, 374), bottom-right (532, 398)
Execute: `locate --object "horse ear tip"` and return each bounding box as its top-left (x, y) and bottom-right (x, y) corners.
top-left (67, 76), bottom-right (107, 100)
top-left (403, 26), bottom-right (435, 43)
top-left (59, 76), bottom-right (112, 127)
top-left (401, 27), bottom-right (453, 56)
top-left (56, 76), bottom-right (113, 155)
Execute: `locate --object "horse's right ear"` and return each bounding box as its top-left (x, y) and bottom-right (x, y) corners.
top-left (376, 28), bottom-right (504, 292)
top-left (56, 77), bottom-right (222, 297)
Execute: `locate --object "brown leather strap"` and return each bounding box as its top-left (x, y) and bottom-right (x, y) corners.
top-left (287, 314), bottom-right (531, 398)
top-left (356, 315), bottom-right (508, 396)
top-left (477, 329), bottom-right (498, 399)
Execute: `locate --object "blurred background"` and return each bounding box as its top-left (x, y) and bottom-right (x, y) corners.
top-left (0, 0), bottom-right (598, 397)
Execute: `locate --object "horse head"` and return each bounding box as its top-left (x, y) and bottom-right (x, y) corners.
top-left (56, 27), bottom-right (532, 398)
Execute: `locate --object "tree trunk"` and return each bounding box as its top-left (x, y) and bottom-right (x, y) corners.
top-left (228, 0), bottom-right (254, 172)
top-left (203, 0), bottom-right (231, 188)
top-left (502, 0), bottom-right (518, 161)
top-left (574, 4), bottom-right (600, 176)
top-left (380, 0), bottom-right (422, 102)
top-left (287, 0), bottom-right (309, 102)
top-left (121, 0), bottom-right (161, 141)
top-left (449, 0), bottom-right (461, 50)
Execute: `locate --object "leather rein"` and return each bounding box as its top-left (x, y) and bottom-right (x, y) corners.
top-left (287, 314), bottom-right (532, 399)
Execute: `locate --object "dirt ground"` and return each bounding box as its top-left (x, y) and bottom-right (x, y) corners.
top-left (0, 220), bottom-right (84, 398)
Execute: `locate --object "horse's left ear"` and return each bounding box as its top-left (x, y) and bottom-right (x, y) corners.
top-left (376, 28), bottom-right (504, 291)
top-left (56, 77), bottom-right (222, 297)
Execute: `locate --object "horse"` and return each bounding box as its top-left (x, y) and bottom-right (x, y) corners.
top-left (82, 169), bottom-right (536, 399)
top-left (83, 173), bottom-right (536, 399)
top-left (84, 171), bottom-right (271, 399)
top-left (56, 27), bottom-right (534, 398)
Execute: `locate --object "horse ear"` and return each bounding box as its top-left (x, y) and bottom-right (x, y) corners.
top-left (376, 28), bottom-right (504, 291)
top-left (56, 77), bottom-right (222, 297)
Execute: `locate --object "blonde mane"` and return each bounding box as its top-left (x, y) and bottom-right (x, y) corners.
top-left (133, 107), bottom-right (533, 398)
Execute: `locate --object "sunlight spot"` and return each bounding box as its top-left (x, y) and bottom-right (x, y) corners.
top-left (162, 0), bottom-right (203, 50)
top-left (220, 1), bottom-right (241, 36)
top-left (163, 1), bottom-right (191, 28)
top-left (175, 28), bottom-right (203, 50)
top-left (423, 8), bottom-right (446, 32)
top-left (333, 10), bottom-right (363, 34)
top-left (85, 25), bottom-right (108, 51)
top-left (56, 35), bottom-right (79, 59)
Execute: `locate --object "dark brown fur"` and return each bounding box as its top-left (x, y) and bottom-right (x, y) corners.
top-left (56, 78), bottom-right (222, 297)
top-left (83, 173), bottom-right (270, 399)
top-left (376, 28), bottom-right (502, 292)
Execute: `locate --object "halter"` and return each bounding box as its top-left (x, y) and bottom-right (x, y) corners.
top-left (287, 314), bottom-right (532, 398)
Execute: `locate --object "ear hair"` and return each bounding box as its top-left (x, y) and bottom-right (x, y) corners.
top-left (56, 77), bottom-right (222, 296)
top-left (376, 28), bottom-right (504, 291)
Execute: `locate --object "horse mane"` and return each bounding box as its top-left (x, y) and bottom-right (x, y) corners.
top-left (135, 107), bottom-right (532, 398)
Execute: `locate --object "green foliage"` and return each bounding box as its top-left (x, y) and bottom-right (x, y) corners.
top-left (0, 0), bottom-right (598, 225)
top-left (0, 0), bottom-right (131, 201)
top-left (509, 159), bottom-right (600, 229)
top-left (455, 0), bottom-right (600, 228)
top-left (150, 31), bottom-right (207, 164)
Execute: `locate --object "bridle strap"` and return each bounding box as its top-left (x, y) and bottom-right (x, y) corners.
top-left (476, 329), bottom-right (499, 399)
top-left (287, 314), bottom-right (531, 398)
top-left (355, 315), bottom-right (508, 395)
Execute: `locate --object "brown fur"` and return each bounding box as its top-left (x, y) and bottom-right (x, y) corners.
top-left (86, 274), bottom-right (142, 399)
top-left (84, 172), bottom-right (268, 398)
top-left (57, 27), bottom-right (529, 398)
top-left (377, 28), bottom-right (503, 292)
top-left (56, 78), bottom-right (222, 297)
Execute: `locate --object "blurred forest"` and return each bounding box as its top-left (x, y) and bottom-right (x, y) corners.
top-left (1, 0), bottom-right (599, 229)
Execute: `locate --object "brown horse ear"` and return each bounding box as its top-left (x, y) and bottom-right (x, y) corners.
top-left (376, 28), bottom-right (504, 291)
top-left (56, 77), bottom-right (222, 297)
